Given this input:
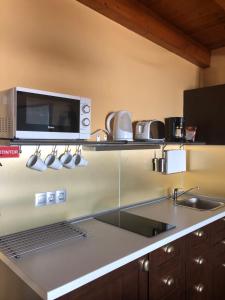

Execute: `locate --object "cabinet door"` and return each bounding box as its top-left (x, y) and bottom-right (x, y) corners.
top-left (212, 254), bottom-right (225, 300)
top-left (59, 255), bottom-right (148, 300)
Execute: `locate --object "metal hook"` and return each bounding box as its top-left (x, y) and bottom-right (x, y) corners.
top-left (52, 145), bottom-right (57, 154)
top-left (35, 145), bottom-right (41, 156)
top-left (65, 145), bottom-right (71, 152)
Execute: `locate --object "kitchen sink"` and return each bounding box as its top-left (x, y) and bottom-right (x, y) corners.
top-left (176, 197), bottom-right (225, 211)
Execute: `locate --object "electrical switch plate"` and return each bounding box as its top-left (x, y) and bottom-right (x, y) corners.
top-left (56, 190), bottom-right (66, 204)
top-left (35, 193), bottom-right (47, 207)
top-left (46, 192), bottom-right (56, 205)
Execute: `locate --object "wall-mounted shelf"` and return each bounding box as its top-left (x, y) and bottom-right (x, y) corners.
top-left (0, 139), bottom-right (205, 151)
top-left (83, 142), bottom-right (161, 151)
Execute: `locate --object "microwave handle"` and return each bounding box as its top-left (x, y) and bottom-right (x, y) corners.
top-left (106, 112), bottom-right (116, 134)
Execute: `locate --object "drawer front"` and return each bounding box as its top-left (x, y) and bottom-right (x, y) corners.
top-left (149, 259), bottom-right (185, 300)
top-left (150, 238), bottom-right (184, 267)
top-left (212, 252), bottom-right (225, 299)
top-left (186, 249), bottom-right (211, 282)
top-left (212, 227), bottom-right (225, 246)
top-left (211, 217), bottom-right (225, 233)
top-left (187, 279), bottom-right (211, 300)
top-left (186, 226), bottom-right (211, 252)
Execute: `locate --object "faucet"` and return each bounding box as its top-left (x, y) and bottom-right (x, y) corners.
top-left (172, 186), bottom-right (200, 206)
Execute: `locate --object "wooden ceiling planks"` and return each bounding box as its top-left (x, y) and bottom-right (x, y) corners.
top-left (77, 0), bottom-right (210, 67)
top-left (141, 0), bottom-right (225, 49)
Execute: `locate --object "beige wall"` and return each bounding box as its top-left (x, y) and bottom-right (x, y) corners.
top-left (0, 0), bottom-right (199, 234)
top-left (201, 47), bottom-right (225, 87)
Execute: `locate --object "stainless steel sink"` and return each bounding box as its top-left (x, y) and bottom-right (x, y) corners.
top-left (176, 197), bottom-right (225, 211)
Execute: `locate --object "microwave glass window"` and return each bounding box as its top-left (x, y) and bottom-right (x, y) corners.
top-left (17, 91), bottom-right (80, 133)
top-left (26, 98), bottom-right (49, 125)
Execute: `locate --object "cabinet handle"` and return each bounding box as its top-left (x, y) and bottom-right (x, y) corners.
top-left (162, 276), bottom-right (174, 287)
top-left (139, 258), bottom-right (149, 272)
top-left (222, 263), bottom-right (225, 268)
top-left (194, 256), bottom-right (205, 265)
top-left (193, 230), bottom-right (204, 238)
top-left (222, 240), bottom-right (225, 245)
top-left (222, 218), bottom-right (225, 222)
top-left (194, 284), bottom-right (204, 293)
top-left (163, 245), bottom-right (175, 254)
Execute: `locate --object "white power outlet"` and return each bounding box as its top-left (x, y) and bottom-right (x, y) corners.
top-left (35, 193), bottom-right (47, 207)
top-left (46, 192), bottom-right (56, 205)
top-left (56, 190), bottom-right (66, 204)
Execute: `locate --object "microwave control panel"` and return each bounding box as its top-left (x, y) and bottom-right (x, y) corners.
top-left (80, 98), bottom-right (91, 137)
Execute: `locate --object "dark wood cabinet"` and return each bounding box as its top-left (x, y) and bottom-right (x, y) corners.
top-left (2, 217), bottom-right (223, 300)
top-left (148, 238), bottom-right (185, 300)
top-left (59, 217), bottom-right (225, 300)
top-left (59, 255), bottom-right (148, 300)
top-left (184, 83), bottom-right (225, 145)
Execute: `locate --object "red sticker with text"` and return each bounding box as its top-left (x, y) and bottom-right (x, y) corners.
top-left (0, 146), bottom-right (20, 158)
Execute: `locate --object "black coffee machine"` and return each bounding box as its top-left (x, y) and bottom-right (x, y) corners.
top-left (165, 117), bottom-right (185, 142)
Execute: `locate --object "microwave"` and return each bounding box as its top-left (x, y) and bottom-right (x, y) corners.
top-left (0, 87), bottom-right (91, 140)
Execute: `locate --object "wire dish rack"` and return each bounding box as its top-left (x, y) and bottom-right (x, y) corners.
top-left (0, 221), bottom-right (87, 260)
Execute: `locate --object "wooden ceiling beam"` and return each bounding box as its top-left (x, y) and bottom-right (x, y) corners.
top-left (77, 0), bottom-right (210, 68)
top-left (214, 0), bottom-right (225, 10)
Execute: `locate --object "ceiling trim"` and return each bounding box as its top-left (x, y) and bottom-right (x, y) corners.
top-left (77, 0), bottom-right (211, 68)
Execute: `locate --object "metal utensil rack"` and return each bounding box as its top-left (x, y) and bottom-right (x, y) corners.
top-left (0, 221), bottom-right (87, 260)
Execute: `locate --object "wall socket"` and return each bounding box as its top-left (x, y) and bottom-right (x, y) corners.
top-left (46, 192), bottom-right (56, 205)
top-left (35, 193), bottom-right (47, 207)
top-left (56, 190), bottom-right (66, 204)
top-left (35, 190), bottom-right (67, 207)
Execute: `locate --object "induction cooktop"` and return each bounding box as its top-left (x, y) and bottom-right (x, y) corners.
top-left (95, 210), bottom-right (176, 238)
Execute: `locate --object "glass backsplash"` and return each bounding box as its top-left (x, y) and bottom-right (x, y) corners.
top-left (120, 149), bottom-right (184, 206)
top-left (184, 145), bottom-right (225, 198)
top-left (0, 146), bottom-right (120, 235)
top-left (0, 146), bottom-right (183, 235)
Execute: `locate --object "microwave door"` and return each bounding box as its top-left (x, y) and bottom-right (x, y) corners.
top-left (16, 91), bottom-right (80, 139)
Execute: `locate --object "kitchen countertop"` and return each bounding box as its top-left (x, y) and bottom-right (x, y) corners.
top-left (0, 198), bottom-right (225, 300)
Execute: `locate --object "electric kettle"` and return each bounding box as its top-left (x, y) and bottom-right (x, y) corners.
top-left (106, 111), bottom-right (133, 141)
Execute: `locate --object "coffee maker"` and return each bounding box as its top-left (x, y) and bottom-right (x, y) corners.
top-left (165, 117), bottom-right (185, 142)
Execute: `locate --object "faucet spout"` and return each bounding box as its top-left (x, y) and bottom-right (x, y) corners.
top-left (172, 186), bottom-right (200, 206)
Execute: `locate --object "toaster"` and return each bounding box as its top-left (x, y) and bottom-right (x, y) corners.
top-left (135, 120), bottom-right (165, 141)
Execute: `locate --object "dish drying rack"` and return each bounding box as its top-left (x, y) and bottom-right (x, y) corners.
top-left (0, 221), bottom-right (87, 260)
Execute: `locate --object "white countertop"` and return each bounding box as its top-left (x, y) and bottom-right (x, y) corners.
top-left (1, 198), bottom-right (225, 300)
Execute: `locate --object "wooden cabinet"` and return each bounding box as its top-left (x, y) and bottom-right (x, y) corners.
top-left (211, 217), bottom-right (225, 300)
top-left (58, 255), bottom-right (148, 300)
top-left (148, 238), bottom-right (185, 300)
top-left (59, 217), bottom-right (225, 300)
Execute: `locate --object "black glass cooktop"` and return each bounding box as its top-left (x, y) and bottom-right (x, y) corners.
top-left (95, 210), bottom-right (175, 238)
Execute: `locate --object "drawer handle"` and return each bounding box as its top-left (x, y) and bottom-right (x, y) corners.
top-left (222, 240), bottom-right (225, 245)
top-left (163, 245), bottom-right (175, 254)
top-left (222, 263), bottom-right (225, 268)
top-left (193, 230), bottom-right (204, 238)
top-left (162, 276), bottom-right (174, 287)
top-left (139, 258), bottom-right (149, 272)
top-left (194, 256), bottom-right (205, 265)
top-left (194, 283), bottom-right (204, 293)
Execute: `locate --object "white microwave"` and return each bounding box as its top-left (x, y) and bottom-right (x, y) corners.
top-left (0, 87), bottom-right (91, 140)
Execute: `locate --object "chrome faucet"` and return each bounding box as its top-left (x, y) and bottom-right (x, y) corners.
top-left (172, 186), bottom-right (200, 206)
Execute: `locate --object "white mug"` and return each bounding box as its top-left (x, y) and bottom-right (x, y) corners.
top-left (45, 153), bottom-right (62, 170)
top-left (59, 151), bottom-right (75, 169)
top-left (74, 154), bottom-right (88, 167)
top-left (26, 154), bottom-right (47, 172)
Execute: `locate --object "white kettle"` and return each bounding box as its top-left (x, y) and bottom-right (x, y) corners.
top-left (106, 111), bottom-right (133, 141)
